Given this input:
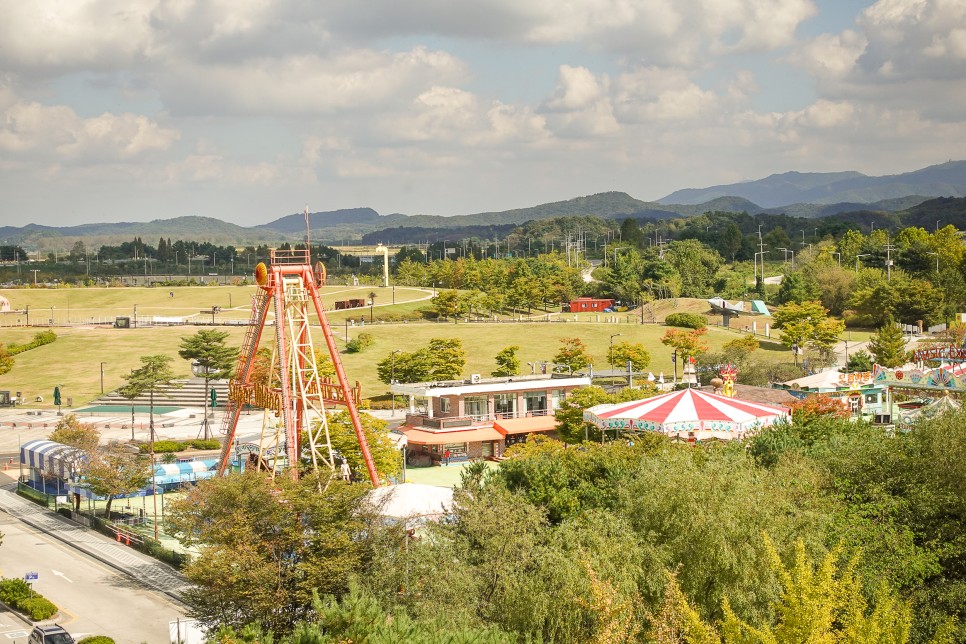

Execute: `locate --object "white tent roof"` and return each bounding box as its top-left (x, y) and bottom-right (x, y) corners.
top-left (367, 483), bottom-right (453, 520)
top-left (584, 388), bottom-right (790, 439)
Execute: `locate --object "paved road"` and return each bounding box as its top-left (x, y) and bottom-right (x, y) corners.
top-left (0, 605), bottom-right (31, 644)
top-left (0, 509), bottom-right (187, 644)
top-left (0, 478), bottom-right (190, 644)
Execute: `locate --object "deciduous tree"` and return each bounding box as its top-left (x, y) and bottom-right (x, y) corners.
top-left (167, 471), bottom-right (389, 635)
top-left (611, 341), bottom-right (651, 372)
top-left (554, 337), bottom-right (592, 372)
top-left (492, 345), bottom-right (521, 377)
top-left (48, 414), bottom-right (100, 453)
top-left (83, 449), bottom-right (151, 516)
top-left (324, 411), bottom-right (401, 483)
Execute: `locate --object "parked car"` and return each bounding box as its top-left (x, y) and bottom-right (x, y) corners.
top-left (28, 625), bottom-right (75, 644)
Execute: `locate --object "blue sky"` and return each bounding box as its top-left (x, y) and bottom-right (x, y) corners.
top-left (1, 0), bottom-right (964, 228)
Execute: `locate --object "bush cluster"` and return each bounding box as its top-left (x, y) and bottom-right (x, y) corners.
top-left (346, 332), bottom-right (374, 353)
top-left (7, 330), bottom-right (57, 356)
top-left (138, 438), bottom-right (221, 454)
top-left (0, 578), bottom-right (58, 621)
top-left (78, 637), bottom-right (116, 644)
top-left (665, 312), bottom-right (708, 329)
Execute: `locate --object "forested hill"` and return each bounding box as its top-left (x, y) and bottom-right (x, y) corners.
top-left (258, 208), bottom-right (380, 233)
top-left (658, 160), bottom-right (966, 207)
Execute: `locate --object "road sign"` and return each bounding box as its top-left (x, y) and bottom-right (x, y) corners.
top-left (24, 572), bottom-right (38, 581)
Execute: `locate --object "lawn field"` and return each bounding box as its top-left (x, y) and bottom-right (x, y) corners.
top-left (0, 288), bottom-right (789, 408)
top-left (0, 284), bottom-right (432, 325)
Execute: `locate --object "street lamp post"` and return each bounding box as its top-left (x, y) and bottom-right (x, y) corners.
top-left (609, 333), bottom-right (622, 370)
top-left (754, 251), bottom-right (767, 292)
top-left (855, 254), bottom-right (870, 272)
top-left (928, 252), bottom-right (939, 272)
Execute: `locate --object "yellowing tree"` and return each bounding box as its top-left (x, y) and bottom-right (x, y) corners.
top-left (649, 535), bottom-right (920, 644)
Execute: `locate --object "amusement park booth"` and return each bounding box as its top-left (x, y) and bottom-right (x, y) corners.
top-left (19, 439), bottom-right (219, 501)
top-left (392, 373), bottom-right (591, 465)
top-left (776, 369), bottom-right (891, 422)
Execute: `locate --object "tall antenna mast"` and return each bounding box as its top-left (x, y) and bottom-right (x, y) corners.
top-left (304, 204), bottom-right (311, 248)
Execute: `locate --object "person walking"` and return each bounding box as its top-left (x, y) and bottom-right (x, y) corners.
top-left (340, 459), bottom-right (351, 482)
top-left (444, 449), bottom-right (451, 466)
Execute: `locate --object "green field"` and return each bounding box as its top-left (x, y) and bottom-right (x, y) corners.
top-left (0, 284), bottom-right (431, 325)
top-left (0, 287), bottom-right (790, 408)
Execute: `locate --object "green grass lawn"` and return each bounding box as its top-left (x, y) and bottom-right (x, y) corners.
top-left (0, 284), bottom-right (431, 324)
top-left (0, 288), bottom-right (795, 409)
top-left (405, 460), bottom-right (497, 487)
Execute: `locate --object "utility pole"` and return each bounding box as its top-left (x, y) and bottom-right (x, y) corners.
top-left (884, 243), bottom-right (896, 281)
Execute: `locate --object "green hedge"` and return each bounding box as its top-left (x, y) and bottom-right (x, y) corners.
top-left (79, 636), bottom-right (116, 644)
top-left (139, 438), bottom-right (221, 454)
top-left (7, 330), bottom-right (57, 356)
top-left (0, 578), bottom-right (58, 621)
top-left (665, 312), bottom-right (708, 329)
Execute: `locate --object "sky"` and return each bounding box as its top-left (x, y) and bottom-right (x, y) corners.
top-left (2, 0), bottom-right (965, 228)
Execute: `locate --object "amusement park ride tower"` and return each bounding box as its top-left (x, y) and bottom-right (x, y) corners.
top-left (215, 247), bottom-right (379, 486)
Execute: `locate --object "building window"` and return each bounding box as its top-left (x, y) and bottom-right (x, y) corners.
top-left (524, 391), bottom-right (548, 415)
top-left (849, 396), bottom-right (861, 415)
top-left (494, 393), bottom-right (516, 418)
top-left (439, 397), bottom-right (450, 414)
top-left (865, 394), bottom-right (878, 404)
top-left (551, 389), bottom-right (566, 410)
top-left (464, 395), bottom-right (487, 421)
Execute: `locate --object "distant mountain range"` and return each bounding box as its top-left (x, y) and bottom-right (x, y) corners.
top-left (2, 161), bottom-right (964, 250)
top-left (658, 160), bottom-right (966, 207)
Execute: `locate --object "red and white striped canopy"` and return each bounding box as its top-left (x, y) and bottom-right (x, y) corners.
top-left (584, 388), bottom-right (790, 439)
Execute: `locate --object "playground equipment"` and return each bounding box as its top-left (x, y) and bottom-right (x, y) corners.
top-left (215, 248), bottom-right (379, 485)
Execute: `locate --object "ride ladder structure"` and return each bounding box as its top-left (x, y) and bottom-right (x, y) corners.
top-left (215, 248), bottom-right (379, 486)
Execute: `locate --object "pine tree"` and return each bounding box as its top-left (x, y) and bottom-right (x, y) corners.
top-left (868, 317), bottom-right (909, 368)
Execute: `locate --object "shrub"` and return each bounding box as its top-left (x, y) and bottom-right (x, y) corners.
top-left (78, 637), bottom-right (115, 644)
top-left (346, 332), bottom-right (374, 353)
top-left (7, 330), bottom-right (57, 356)
top-left (186, 439), bottom-right (221, 450)
top-left (665, 312), bottom-right (707, 329)
top-left (19, 596), bottom-right (57, 621)
top-left (0, 578), bottom-right (32, 605)
top-left (0, 579), bottom-right (58, 621)
top-left (149, 440), bottom-right (182, 453)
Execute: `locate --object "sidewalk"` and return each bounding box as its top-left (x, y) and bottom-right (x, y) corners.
top-left (0, 471), bottom-right (191, 602)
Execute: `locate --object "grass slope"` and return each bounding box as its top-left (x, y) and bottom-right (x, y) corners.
top-left (0, 290), bottom-right (789, 409)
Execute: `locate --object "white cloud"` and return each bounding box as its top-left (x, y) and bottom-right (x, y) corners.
top-left (0, 1), bottom-right (153, 74)
top-left (615, 67), bottom-right (720, 122)
top-left (158, 46), bottom-right (468, 117)
top-left (164, 152), bottom-right (278, 184)
top-left (794, 0), bottom-right (966, 119)
top-left (543, 65), bottom-right (609, 111)
top-left (0, 101), bottom-right (178, 161)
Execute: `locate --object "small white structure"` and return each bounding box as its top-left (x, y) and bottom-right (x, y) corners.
top-left (368, 483), bottom-right (453, 521)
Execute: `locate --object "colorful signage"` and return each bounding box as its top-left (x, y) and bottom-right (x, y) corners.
top-left (912, 347), bottom-right (966, 362)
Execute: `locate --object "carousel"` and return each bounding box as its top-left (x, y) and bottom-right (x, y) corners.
top-left (584, 369), bottom-right (790, 442)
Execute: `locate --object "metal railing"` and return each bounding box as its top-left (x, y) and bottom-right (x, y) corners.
top-left (405, 408), bottom-right (550, 428)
